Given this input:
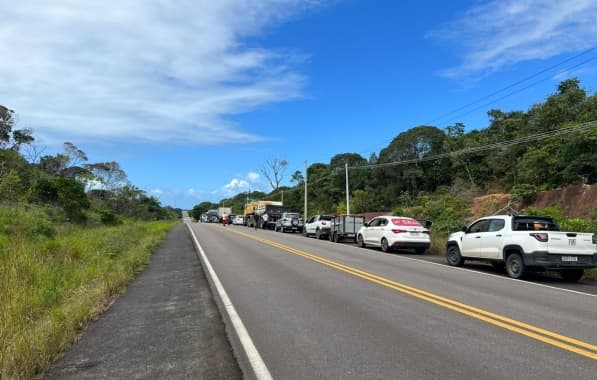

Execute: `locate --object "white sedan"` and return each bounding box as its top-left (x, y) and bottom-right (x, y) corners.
top-left (356, 216), bottom-right (430, 254)
top-left (232, 215), bottom-right (244, 225)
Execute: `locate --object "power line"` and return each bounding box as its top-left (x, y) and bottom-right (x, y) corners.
top-left (428, 46), bottom-right (597, 125)
top-left (348, 120), bottom-right (597, 170)
top-left (444, 55), bottom-right (597, 123)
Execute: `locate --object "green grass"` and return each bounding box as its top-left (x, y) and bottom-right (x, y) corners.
top-left (0, 205), bottom-right (177, 379)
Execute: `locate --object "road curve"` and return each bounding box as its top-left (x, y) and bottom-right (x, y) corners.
top-left (189, 222), bottom-right (597, 380)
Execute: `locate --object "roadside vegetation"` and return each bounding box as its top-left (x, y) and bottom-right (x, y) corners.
top-left (0, 105), bottom-right (180, 378)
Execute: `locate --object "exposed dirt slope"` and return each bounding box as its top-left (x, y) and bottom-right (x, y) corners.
top-left (472, 184), bottom-right (597, 219)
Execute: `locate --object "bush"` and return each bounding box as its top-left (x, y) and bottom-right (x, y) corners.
top-left (100, 210), bottom-right (120, 225)
top-left (393, 193), bottom-right (470, 234)
top-left (511, 183), bottom-right (538, 202)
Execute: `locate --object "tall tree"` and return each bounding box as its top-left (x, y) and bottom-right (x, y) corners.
top-left (0, 105), bottom-right (34, 151)
top-left (261, 158), bottom-right (288, 190)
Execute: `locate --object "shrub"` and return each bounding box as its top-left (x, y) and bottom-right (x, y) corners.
top-left (511, 183), bottom-right (538, 202)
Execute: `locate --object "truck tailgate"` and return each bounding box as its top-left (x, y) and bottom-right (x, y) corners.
top-left (547, 232), bottom-right (596, 255)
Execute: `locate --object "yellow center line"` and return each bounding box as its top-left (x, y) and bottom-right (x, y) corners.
top-left (226, 227), bottom-right (597, 360)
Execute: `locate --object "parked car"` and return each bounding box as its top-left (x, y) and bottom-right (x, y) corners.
top-left (446, 214), bottom-right (597, 280)
top-left (303, 214), bottom-right (334, 239)
top-left (232, 215), bottom-right (244, 225)
top-left (274, 212), bottom-right (304, 233)
top-left (357, 216), bottom-right (430, 253)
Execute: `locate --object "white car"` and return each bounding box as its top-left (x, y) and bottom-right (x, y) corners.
top-left (357, 216), bottom-right (430, 254)
top-left (232, 215), bottom-right (244, 225)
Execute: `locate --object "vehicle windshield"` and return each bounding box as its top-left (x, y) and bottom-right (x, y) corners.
top-left (321, 215), bottom-right (333, 220)
top-left (286, 213), bottom-right (300, 218)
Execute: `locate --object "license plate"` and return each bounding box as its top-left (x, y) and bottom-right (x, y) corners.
top-left (410, 232), bottom-right (420, 236)
top-left (562, 256), bottom-right (578, 262)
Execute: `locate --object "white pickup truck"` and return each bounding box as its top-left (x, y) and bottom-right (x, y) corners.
top-left (446, 215), bottom-right (597, 281)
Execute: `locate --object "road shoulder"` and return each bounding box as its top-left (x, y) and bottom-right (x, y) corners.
top-left (46, 223), bottom-right (242, 379)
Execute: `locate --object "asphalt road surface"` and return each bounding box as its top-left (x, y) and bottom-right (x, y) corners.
top-left (46, 220), bottom-right (597, 379)
top-left (189, 222), bottom-right (597, 380)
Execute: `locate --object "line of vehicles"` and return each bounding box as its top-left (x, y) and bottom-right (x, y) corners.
top-left (198, 200), bottom-right (597, 282)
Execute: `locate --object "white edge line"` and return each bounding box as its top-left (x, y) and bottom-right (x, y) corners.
top-left (185, 223), bottom-right (273, 380)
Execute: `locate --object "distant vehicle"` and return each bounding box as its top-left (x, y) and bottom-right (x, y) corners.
top-left (244, 200), bottom-right (285, 228)
top-left (232, 215), bottom-right (244, 225)
top-left (244, 200), bottom-right (288, 229)
top-left (357, 216), bottom-right (430, 254)
top-left (329, 215), bottom-right (365, 243)
top-left (446, 214), bottom-right (597, 281)
top-left (275, 212), bottom-right (304, 233)
top-left (205, 209), bottom-right (219, 223)
top-left (303, 214), bottom-right (334, 239)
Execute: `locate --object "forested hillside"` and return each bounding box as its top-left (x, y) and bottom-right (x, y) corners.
top-left (192, 78), bottom-right (597, 228)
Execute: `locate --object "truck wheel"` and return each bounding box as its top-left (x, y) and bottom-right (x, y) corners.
top-left (333, 232), bottom-right (340, 243)
top-left (380, 238), bottom-right (390, 252)
top-left (446, 246), bottom-right (464, 266)
top-left (506, 253), bottom-right (527, 279)
top-left (560, 269), bottom-right (584, 282)
top-left (357, 234), bottom-right (365, 248)
top-left (302, 228), bottom-right (308, 237)
top-left (316, 229), bottom-right (322, 240)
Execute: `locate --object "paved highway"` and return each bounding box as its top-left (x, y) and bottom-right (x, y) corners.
top-left (188, 222), bottom-right (597, 380)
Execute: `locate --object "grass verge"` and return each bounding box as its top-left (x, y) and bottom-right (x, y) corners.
top-left (0, 206), bottom-right (177, 379)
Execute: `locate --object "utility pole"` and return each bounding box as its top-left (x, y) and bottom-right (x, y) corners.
top-left (345, 162), bottom-right (350, 215)
top-left (281, 189), bottom-right (284, 204)
top-left (304, 160), bottom-right (308, 221)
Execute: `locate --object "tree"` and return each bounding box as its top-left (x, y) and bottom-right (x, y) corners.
top-left (0, 105), bottom-right (34, 151)
top-left (55, 177), bottom-right (90, 222)
top-left (38, 142), bottom-right (92, 180)
top-left (261, 159), bottom-right (287, 190)
top-left (87, 161), bottom-right (128, 190)
top-left (290, 170), bottom-right (304, 185)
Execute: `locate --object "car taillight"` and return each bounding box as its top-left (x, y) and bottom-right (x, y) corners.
top-left (530, 233), bottom-right (548, 242)
top-left (392, 229), bottom-right (407, 234)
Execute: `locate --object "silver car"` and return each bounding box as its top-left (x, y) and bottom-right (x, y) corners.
top-left (274, 212), bottom-right (304, 233)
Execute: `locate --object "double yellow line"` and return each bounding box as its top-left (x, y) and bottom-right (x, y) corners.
top-left (228, 228), bottom-right (597, 360)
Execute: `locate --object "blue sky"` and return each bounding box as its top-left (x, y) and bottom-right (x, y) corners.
top-left (2, 0), bottom-right (597, 209)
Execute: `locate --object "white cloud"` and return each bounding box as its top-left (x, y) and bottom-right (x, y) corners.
top-left (430, 0), bottom-right (597, 78)
top-left (0, 1), bottom-right (325, 146)
top-left (247, 171), bottom-right (260, 182)
top-left (224, 178), bottom-right (250, 190)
